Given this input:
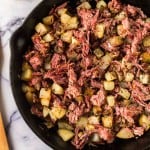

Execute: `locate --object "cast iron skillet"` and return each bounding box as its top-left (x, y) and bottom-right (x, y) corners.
top-left (10, 0), bottom-right (150, 150)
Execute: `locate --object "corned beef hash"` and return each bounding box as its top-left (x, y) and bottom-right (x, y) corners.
top-left (21, 0), bottom-right (150, 149)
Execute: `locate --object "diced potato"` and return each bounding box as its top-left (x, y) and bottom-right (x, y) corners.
top-left (34, 83), bottom-right (41, 91)
top-left (22, 62), bottom-right (31, 71)
top-left (49, 109), bottom-right (57, 121)
top-left (25, 92), bottom-right (33, 104)
top-left (85, 124), bottom-right (95, 131)
top-left (53, 107), bottom-right (66, 119)
top-left (139, 114), bottom-right (150, 131)
top-left (91, 133), bottom-right (100, 142)
top-left (56, 25), bottom-right (64, 36)
top-left (94, 48), bottom-right (104, 58)
top-left (41, 98), bottom-right (50, 106)
top-left (22, 84), bottom-right (35, 93)
top-left (92, 106), bottom-right (102, 115)
top-left (39, 88), bottom-right (51, 100)
top-left (108, 36), bottom-right (123, 47)
top-left (115, 11), bottom-right (126, 20)
top-left (43, 33), bottom-right (54, 42)
top-left (104, 81), bottom-right (115, 91)
top-left (60, 13), bottom-right (71, 24)
top-left (67, 50), bottom-right (78, 61)
top-left (51, 83), bottom-right (64, 95)
top-left (58, 8), bottom-right (67, 16)
top-left (76, 117), bottom-right (88, 128)
top-left (143, 36), bottom-right (150, 47)
top-left (88, 116), bottom-right (99, 124)
top-left (58, 121), bottom-right (73, 130)
top-left (78, 131), bottom-right (84, 138)
top-left (116, 128), bottom-right (134, 139)
top-left (75, 95), bottom-right (83, 102)
top-left (35, 22), bottom-right (49, 35)
top-left (43, 15), bottom-right (54, 25)
top-left (49, 107), bottom-right (66, 120)
top-left (121, 58), bottom-right (133, 69)
top-left (61, 14), bottom-right (78, 30)
top-left (44, 62), bottom-right (51, 70)
top-left (102, 116), bottom-right (113, 128)
top-left (146, 18), bottom-right (150, 23)
top-left (140, 74), bottom-right (150, 84)
top-left (44, 121), bottom-right (53, 129)
top-left (21, 69), bottom-right (32, 81)
top-left (141, 52), bottom-right (150, 63)
top-left (77, 2), bottom-right (91, 9)
top-left (99, 54), bottom-right (112, 70)
top-left (84, 87), bottom-right (95, 96)
top-left (125, 72), bottom-right (134, 82)
top-left (71, 36), bottom-right (80, 47)
top-left (61, 31), bottom-right (72, 43)
top-left (58, 129), bottom-right (74, 141)
top-left (118, 88), bottom-right (130, 99)
top-left (107, 95), bottom-right (115, 107)
top-left (66, 17), bottom-right (79, 30)
top-left (117, 24), bottom-right (127, 37)
top-left (123, 99), bottom-right (131, 106)
top-left (95, 23), bottom-right (105, 39)
top-left (105, 71), bottom-right (117, 81)
top-left (43, 106), bottom-right (50, 117)
top-left (96, 0), bottom-right (107, 10)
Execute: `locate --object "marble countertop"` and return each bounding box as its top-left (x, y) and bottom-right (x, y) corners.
top-left (0, 0), bottom-right (51, 149)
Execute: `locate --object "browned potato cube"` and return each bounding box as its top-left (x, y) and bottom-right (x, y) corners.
top-left (35, 23), bottom-right (49, 35)
top-left (25, 92), bottom-right (33, 104)
top-left (102, 116), bottom-right (113, 128)
top-left (139, 114), bottom-right (150, 131)
top-left (58, 121), bottom-right (73, 130)
top-left (43, 33), bottom-right (54, 42)
top-left (96, 0), bottom-right (107, 10)
top-left (77, 2), bottom-right (91, 9)
top-left (51, 83), bottom-right (64, 95)
top-left (43, 15), bottom-right (54, 25)
top-left (58, 129), bottom-right (74, 141)
top-left (118, 88), bottom-right (130, 99)
top-left (95, 23), bottom-right (105, 39)
top-left (141, 52), bottom-right (150, 63)
top-left (108, 36), bottom-right (123, 47)
top-left (39, 88), bottom-right (51, 100)
top-left (21, 69), bottom-right (32, 81)
top-left (143, 36), bottom-right (150, 47)
top-left (116, 128), bottom-right (134, 139)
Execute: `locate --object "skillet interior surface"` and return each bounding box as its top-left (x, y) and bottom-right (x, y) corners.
top-left (10, 0), bottom-right (150, 149)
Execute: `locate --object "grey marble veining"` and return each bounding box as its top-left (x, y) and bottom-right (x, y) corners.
top-left (0, 0), bottom-right (51, 149)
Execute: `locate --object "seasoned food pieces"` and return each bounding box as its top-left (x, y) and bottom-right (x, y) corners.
top-left (21, 0), bottom-right (150, 149)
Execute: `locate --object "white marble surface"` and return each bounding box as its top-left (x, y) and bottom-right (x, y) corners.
top-left (0, 0), bottom-right (52, 149)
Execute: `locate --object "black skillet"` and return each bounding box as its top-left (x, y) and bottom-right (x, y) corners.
top-left (10, 0), bottom-right (150, 150)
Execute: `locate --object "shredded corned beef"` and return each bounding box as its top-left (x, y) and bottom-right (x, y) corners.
top-left (29, 53), bottom-right (43, 70)
top-left (77, 9), bottom-right (99, 30)
top-left (21, 0), bottom-right (150, 149)
top-left (72, 128), bottom-right (91, 149)
top-left (67, 102), bottom-right (85, 124)
top-left (32, 34), bottom-right (50, 55)
top-left (90, 86), bottom-right (106, 107)
top-left (108, 0), bottom-right (122, 13)
top-left (115, 105), bottom-right (143, 124)
top-left (132, 127), bottom-right (144, 136)
top-left (50, 53), bottom-right (61, 68)
top-left (74, 30), bottom-right (90, 56)
top-left (94, 125), bottom-right (114, 143)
